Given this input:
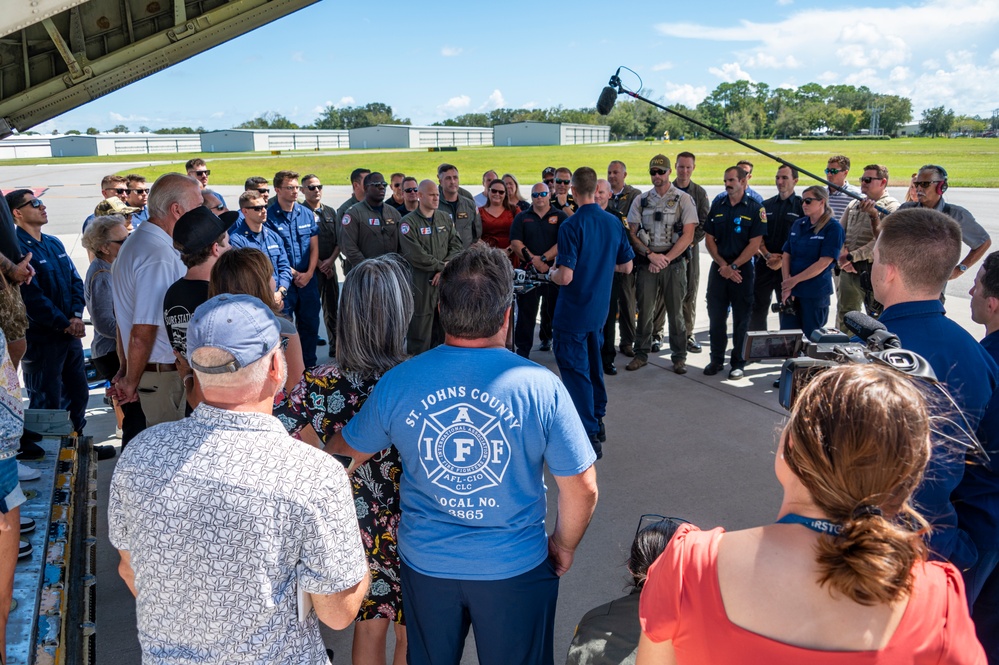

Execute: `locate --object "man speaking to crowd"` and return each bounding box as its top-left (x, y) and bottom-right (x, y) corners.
top-left (549, 167), bottom-right (634, 458)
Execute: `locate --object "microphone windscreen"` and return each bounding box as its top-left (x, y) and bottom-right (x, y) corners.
top-left (844, 310), bottom-right (886, 340)
top-left (596, 86), bottom-right (618, 115)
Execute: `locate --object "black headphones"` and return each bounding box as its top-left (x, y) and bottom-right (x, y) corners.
top-left (925, 165), bottom-right (949, 195)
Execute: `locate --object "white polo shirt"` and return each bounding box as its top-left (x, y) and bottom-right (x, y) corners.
top-left (112, 220), bottom-right (185, 364)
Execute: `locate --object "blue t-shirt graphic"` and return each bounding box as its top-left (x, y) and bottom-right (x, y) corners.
top-left (342, 345), bottom-right (596, 580)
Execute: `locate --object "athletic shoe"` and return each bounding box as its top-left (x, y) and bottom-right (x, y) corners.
top-left (17, 462), bottom-right (41, 482)
top-left (18, 540), bottom-right (32, 559)
top-left (20, 516), bottom-right (35, 534)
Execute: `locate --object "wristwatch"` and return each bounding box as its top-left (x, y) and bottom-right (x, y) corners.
top-left (278, 286), bottom-right (288, 296)
top-left (958, 264), bottom-right (968, 272)
top-left (730, 263), bottom-right (739, 271)
top-left (845, 252), bottom-right (855, 263)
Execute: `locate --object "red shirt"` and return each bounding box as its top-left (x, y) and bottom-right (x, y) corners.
top-left (640, 524), bottom-right (984, 664)
top-left (478, 206), bottom-right (515, 250)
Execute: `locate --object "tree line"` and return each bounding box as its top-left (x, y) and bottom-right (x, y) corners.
top-left (29, 81), bottom-right (999, 138)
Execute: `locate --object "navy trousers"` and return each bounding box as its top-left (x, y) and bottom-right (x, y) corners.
top-left (283, 274), bottom-right (320, 367)
top-left (552, 328), bottom-right (606, 437)
top-left (21, 335), bottom-right (89, 433)
top-left (706, 264), bottom-right (755, 369)
top-left (401, 558), bottom-right (559, 665)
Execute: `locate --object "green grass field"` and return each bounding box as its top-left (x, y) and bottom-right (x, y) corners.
top-left (3, 137), bottom-right (997, 187)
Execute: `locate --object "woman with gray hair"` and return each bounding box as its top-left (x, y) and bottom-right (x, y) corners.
top-left (274, 253), bottom-right (413, 665)
top-left (82, 215), bottom-right (130, 440)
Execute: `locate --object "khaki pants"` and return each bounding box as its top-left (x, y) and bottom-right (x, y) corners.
top-left (137, 369), bottom-right (185, 426)
top-left (835, 264), bottom-right (868, 330)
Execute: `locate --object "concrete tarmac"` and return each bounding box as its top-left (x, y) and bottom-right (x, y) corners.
top-left (1, 160), bottom-right (994, 664)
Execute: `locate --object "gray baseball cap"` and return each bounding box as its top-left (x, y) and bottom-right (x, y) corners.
top-left (187, 294), bottom-right (281, 373)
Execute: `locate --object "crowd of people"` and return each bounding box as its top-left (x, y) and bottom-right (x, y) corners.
top-left (0, 149), bottom-right (996, 664)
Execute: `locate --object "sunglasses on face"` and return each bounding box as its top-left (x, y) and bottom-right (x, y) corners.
top-left (913, 180), bottom-right (942, 189)
top-left (554, 178), bottom-right (571, 185)
top-left (531, 191), bottom-right (549, 198)
top-left (193, 170), bottom-right (210, 177)
top-left (113, 188), bottom-right (128, 195)
top-left (859, 177), bottom-right (883, 184)
top-left (649, 169), bottom-right (668, 176)
top-left (305, 184), bottom-right (323, 191)
top-left (391, 182), bottom-right (402, 188)
top-left (204, 203), bottom-right (225, 211)
top-left (824, 167), bottom-right (843, 175)
top-left (256, 188), bottom-right (270, 195)
top-left (243, 205), bottom-right (266, 212)
top-left (128, 188), bottom-right (149, 194)
top-left (802, 197), bottom-right (822, 205)
top-left (403, 187), bottom-right (419, 193)
top-left (490, 189), bottom-right (506, 195)
top-left (16, 198), bottom-right (44, 210)
top-left (367, 182), bottom-right (388, 188)
top-left (544, 179), bottom-right (555, 186)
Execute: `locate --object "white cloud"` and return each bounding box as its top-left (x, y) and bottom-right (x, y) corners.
top-left (438, 95), bottom-right (471, 115)
top-left (777, 0), bottom-right (793, 5)
top-left (663, 83), bottom-right (708, 107)
top-left (652, 62), bottom-right (673, 71)
top-left (478, 89), bottom-right (505, 111)
top-left (655, 0), bottom-right (999, 114)
top-left (708, 62), bottom-right (754, 82)
top-left (441, 46), bottom-right (462, 57)
top-left (109, 111), bottom-right (149, 122)
top-left (746, 53), bottom-right (800, 68)
top-left (334, 96), bottom-right (355, 109)
top-left (522, 101), bottom-right (538, 110)
top-left (210, 111), bottom-right (225, 119)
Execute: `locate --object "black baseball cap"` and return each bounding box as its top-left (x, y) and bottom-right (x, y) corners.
top-left (173, 206), bottom-right (228, 255)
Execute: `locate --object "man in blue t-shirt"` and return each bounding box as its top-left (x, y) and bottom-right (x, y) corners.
top-left (550, 167), bottom-right (634, 458)
top-left (333, 244), bottom-right (598, 665)
top-left (872, 208), bottom-right (998, 575)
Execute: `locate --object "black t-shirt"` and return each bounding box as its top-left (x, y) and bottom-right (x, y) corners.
top-left (0, 195), bottom-right (23, 263)
top-left (163, 278), bottom-right (210, 355)
top-left (762, 193), bottom-right (803, 254)
top-left (509, 207), bottom-right (567, 255)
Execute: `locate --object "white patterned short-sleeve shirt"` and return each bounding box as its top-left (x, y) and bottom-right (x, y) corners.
top-left (108, 405), bottom-right (367, 665)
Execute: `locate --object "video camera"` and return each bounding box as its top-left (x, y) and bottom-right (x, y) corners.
top-left (743, 311), bottom-right (937, 410)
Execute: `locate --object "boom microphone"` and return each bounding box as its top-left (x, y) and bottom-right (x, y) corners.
top-left (600, 67), bottom-right (891, 215)
top-left (596, 68), bottom-right (622, 116)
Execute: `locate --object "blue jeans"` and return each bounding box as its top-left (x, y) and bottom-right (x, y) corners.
top-left (401, 558), bottom-right (559, 665)
top-left (552, 328), bottom-right (606, 438)
top-left (283, 274), bottom-right (320, 367)
top-left (21, 335), bottom-right (88, 433)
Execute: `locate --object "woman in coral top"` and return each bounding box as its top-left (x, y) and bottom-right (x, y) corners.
top-left (637, 364), bottom-right (985, 664)
top-left (478, 178), bottom-right (518, 262)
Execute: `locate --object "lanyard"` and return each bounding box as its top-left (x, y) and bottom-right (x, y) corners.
top-left (776, 513), bottom-right (842, 536)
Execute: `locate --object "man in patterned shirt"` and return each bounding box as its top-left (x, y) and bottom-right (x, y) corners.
top-left (109, 294), bottom-right (369, 664)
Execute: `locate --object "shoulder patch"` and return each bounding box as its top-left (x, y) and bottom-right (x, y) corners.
top-left (341, 214), bottom-right (351, 226)
top-left (760, 208), bottom-right (767, 223)
top-left (548, 216), bottom-right (559, 224)
top-left (400, 222), bottom-right (411, 235)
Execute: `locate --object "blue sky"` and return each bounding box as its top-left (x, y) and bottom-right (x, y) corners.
top-left (35, 0), bottom-right (999, 133)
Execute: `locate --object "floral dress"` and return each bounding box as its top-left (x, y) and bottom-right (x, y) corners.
top-left (273, 362), bottom-right (404, 624)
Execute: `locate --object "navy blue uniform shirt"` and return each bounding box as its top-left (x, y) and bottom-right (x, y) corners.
top-left (782, 216), bottom-right (844, 299)
top-left (954, 331), bottom-right (999, 547)
top-left (704, 195), bottom-right (765, 263)
top-left (880, 300), bottom-right (998, 568)
top-left (16, 227), bottom-right (85, 337)
top-left (266, 201), bottom-right (317, 274)
top-left (228, 220), bottom-right (293, 290)
top-left (553, 203), bottom-right (634, 333)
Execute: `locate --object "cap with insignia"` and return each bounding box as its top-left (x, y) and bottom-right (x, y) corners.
top-left (649, 155), bottom-right (671, 171)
